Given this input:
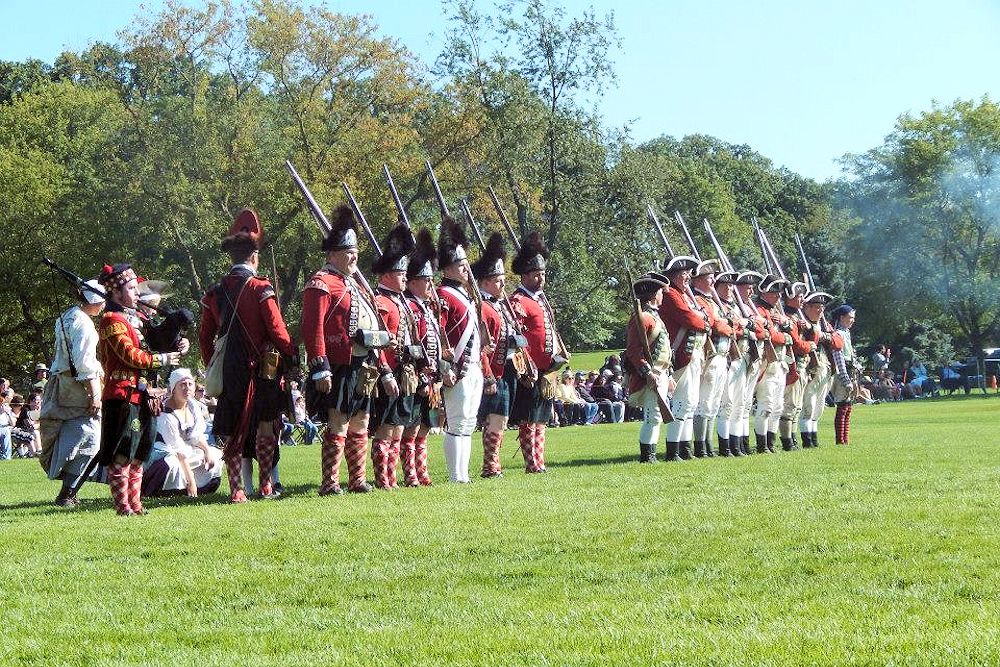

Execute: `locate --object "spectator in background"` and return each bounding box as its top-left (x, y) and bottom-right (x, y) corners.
top-left (871, 345), bottom-right (891, 375)
top-left (600, 354), bottom-right (623, 377)
top-left (0, 389), bottom-right (14, 460)
top-left (32, 363), bottom-right (49, 393)
top-left (573, 375), bottom-right (601, 424)
top-left (590, 372), bottom-right (626, 423)
top-left (282, 395), bottom-right (318, 446)
top-left (11, 395), bottom-right (41, 458)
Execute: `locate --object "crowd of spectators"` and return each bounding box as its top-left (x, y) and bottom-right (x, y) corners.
top-left (0, 371), bottom-right (46, 461)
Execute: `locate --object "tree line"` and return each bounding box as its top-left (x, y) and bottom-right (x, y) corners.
top-left (1, 0), bottom-right (997, 383)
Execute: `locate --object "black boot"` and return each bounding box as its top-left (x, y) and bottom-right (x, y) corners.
top-left (648, 442), bottom-right (658, 463)
top-left (766, 432), bottom-right (776, 453)
top-left (812, 432), bottom-right (820, 448)
top-left (800, 432), bottom-right (812, 449)
top-left (704, 437), bottom-right (715, 458)
top-left (639, 443), bottom-right (651, 463)
top-left (732, 436), bottom-right (744, 457)
top-left (780, 436), bottom-right (793, 451)
top-left (679, 441), bottom-right (692, 460)
top-left (665, 441), bottom-right (681, 462)
top-left (755, 433), bottom-right (767, 454)
top-left (718, 437), bottom-right (731, 457)
top-left (791, 433), bottom-right (800, 450)
top-left (739, 436), bottom-right (749, 456)
top-left (693, 440), bottom-right (705, 458)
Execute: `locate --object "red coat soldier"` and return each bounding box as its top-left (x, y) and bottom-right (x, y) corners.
top-left (751, 275), bottom-right (795, 453)
top-left (199, 210), bottom-right (294, 503)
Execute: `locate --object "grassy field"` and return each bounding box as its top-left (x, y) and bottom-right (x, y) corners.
top-left (2, 395), bottom-right (1000, 666)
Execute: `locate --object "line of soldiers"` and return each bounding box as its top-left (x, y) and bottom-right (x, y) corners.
top-left (199, 205), bottom-right (567, 503)
top-left (625, 256), bottom-right (845, 463)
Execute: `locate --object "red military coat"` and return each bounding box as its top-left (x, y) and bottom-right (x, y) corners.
top-left (625, 309), bottom-right (671, 395)
top-left (753, 298), bottom-right (791, 349)
top-left (438, 279), bottom-right (481, 369)
top-left (301, 267), bottom-right (386, 371)
top-left (479, 296), bottom-right (510, 380)
top-left (658, 287), bottom-right (711, 369)
top-left (375, 286), bottom-right (414, 373)
top-left (98, 308), bottom-right (162, 403)
top-left (406, 292), bottom-right (443, 378)
top-left (509, 286), bottom-right (556, 372)
top-left (199, 267), bottom-right (293, 368)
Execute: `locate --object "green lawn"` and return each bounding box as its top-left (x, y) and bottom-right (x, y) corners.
top-left (567, 349), bottom-right (621, 374)
top-left (2, 396), bottom-right (1000, 665)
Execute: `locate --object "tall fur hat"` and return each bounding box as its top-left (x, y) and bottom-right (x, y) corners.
top-left (437, 216), bottom-right (469, 269)
top-left (407, 227), bottom-right (437, 280)
top-left (471, 232), bottom-right (507, 280)
top-left (322, 204), bottom-right (359, 252)
top-left (222, 208), bottom-right (263, 254)
top-left (511, 231), bottom-right (549, 275)
top-left (372, 223), bottom-right (415, 274)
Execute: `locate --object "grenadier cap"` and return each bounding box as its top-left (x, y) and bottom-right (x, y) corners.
top-left (511, 231), bottom-right (549, 275)
top-left (99, 263), bottom-right (137, 290)
top-left (372, 223), bottom-right (415, 274)
top-left (663, 255), bottom-right (699, 274)
top-left (783, 281), bottom-right (809, 299)
top-left (407, 227), bottom-right (437, 279)
top-left (735, 270), bottom-right (764, 286)
top-left (692, 259), bottom-right (720, 277)
top-left (437, 216), bottom-right (469, 269)
top-left (322, 204), bottom-right (359, 252)
top-left (471, 232), bottom-right (507, 280)
top-left (222, 208), bottom-right (264, 253)
top-left (804, 291), bottom-right (834, 305)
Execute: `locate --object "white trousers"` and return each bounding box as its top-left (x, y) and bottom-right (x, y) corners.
top-left (442, 362), bottom-right (483, 482)
top-left (780, 358), bottom-right (810, 438)
top-left (717, 357), bottom-right (747, 439)
top-left (632, 386), bottom-right (664, 445)
top-left (696, 353), bottom-right (729, 418)
top-left (754, 359), bottom-right (788, 435)
top-left (666, 351), bottom-right (703, 441)
top-left (800, 361), bottom-right (833, 433)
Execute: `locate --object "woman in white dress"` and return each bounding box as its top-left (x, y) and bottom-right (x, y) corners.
top-left (144, 368), bottom-right (223, 497)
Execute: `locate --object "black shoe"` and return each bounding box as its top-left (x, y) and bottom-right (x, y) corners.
top-left (693, 440), bottom-right (705, 458)
top-left (665, 441), bottom-right (681, 462)
top-left (648, 443), bottom-right (658, 463)
top-left (348, 483), bottom-right (372, 493)
top-left (679, 441), bottom-right (692, 460)
top-left (766, 432), bottom-right (776, 453)
top-left (755, 433), bottom-right (767, 454)
top-left (639, 443), bottom-right (651, 463)
top-left (812, 433), bottom-right (821, 448)
top-left (737, 436), bottom-right (747, 456)
top-left (718, 437), bottom-right (731, 457)
top-left (704, 440), bottom-right (715, 458)
top-left (791, 433), bottom-right (800, 450)
top-left (780, 436), bottom-right (793, 452)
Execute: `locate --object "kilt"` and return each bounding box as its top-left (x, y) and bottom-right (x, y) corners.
top-left (373, 391), bottom-right (416, 428)
top-left (510, 376), bottom-right (552, 424)
top-left (479, 363), bottom-right (517, 419)
top-left (306, 355), bottom-right (373, 419)
top-left (408, 392), bottom-right (435, 428)
top-left (98, 398), bottom-right (153, 465)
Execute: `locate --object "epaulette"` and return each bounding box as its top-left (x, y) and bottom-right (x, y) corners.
top-left (100, 320), bottom-right (129, 340)
top-left (305, 274), bottom-right (332, 293)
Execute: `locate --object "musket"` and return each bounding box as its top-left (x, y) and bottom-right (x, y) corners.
top-left (646, 205), bottom-right (675, 258)
top-left (41, 257), bottom-right (107, 303)
top-left (793, 233), bottom-right (815, 292)
top-left (341, 181), bottom-right (383, 257)
top-left (424, 162), bottom-right (493, 350)
top-left (625, 261), bottom-right (674, 423)
top-left (383, 163), bottom-right (411, 227)
top-left (701, 219), bottom-right (765, 362)
top-left (460, 199), bottom-right (487, 252)
top-left (674, 211), bottom-right (733, 359)
top-left (489, 186), bottom-right (522, 251)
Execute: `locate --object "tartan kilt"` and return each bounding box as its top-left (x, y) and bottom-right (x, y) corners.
top-left (305, 355), bottom-right (373, 419)
top-left (479, 363), bottom-right (517, 419)
top-left (510, 377), bottom-right (553, 424)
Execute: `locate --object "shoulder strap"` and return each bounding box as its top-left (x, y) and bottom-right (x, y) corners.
top-left (59, 311), bottom-right (78, 379)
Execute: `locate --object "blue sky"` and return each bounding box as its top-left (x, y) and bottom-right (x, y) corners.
top-left (3, 0), bottom-right (999, 181)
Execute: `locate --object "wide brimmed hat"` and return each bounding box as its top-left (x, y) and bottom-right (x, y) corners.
top-left (804, 291), bottom-right (834, 305)
top-left (511, 231), bottom-right (549, 275)
top-left (471, 232), bottom-right (507, 280)
top-left (715, 270), bottom-right (739, 284)
top-left (783, 281), bottom-right (810, 299)
top-left (663, 255), bottom-right (699, 274)
top-left (632, 271), bottom-right (670, 299)
top-left (407, 227), bottom-right (437, 279)
top-left (34, 362), bottom-right (48, 372)
top-left (322, 204), bottom-right (359, 252)
top-left (759, 275), bottom-right (789, 293)
top-left (372, 223), bottom-right (415, 274)
top-left (222, 208), bottom-right (264, 253)
top-left (437, 216), bottom-right (469, 269)
top-left (692, 259), bottom-right (720, 278)
top-left (735, 270), bottom-right (764, 286)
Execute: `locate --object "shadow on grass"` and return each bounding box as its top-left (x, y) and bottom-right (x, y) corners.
top-left (550, 454), bottom-right (636, 468)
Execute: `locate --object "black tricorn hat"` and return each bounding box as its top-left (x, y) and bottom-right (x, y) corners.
top-left (632, 272), bottom-right (670, 300)
top-left (511, 231), bottom-right (549, 275)
top-left (372, 223), bottom-right (415, 274)
top-left (437, 216), bottom-right (469, 268)
top-left (471, 232), bottom-right (507, 280)
top-left (407, 227), bottom-right (437, 280)
top-left (322, 204), bottom-right (359, 252)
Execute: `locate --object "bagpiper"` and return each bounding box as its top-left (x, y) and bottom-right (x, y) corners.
top-left (302, 205), bottom-right (391, 495)
top-left (690, 260), bottom-right (735, 458)
top-left (96, 263), bottom-right (184, 515)
top-left (657, 256), bottom-right (711, 461)
top-left (471, 232), bottom-right (519, 479)
top-left (400, 228), bottom-right (443, 487)
top-left (370, 223), bottom-right (417, 490)
top-left (509, 232), bottom-right (566, 474)
top-left (199, 210), bottom-right (295, 503)
top-left (436, 217), bottom-right (483, 483)
top-left (778, 281), bottom-right (817, 451)
top-left (624, 272), bottom-right (673, 463)
top-left (799, 291), bottom-right (843, 447)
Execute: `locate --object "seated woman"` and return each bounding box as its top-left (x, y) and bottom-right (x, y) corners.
top-left (10, 394), bottom-right (41, 458)
top-left (143, 368), bottom-right (223, 498)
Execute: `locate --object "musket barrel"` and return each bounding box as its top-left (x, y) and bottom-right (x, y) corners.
top-left (285, 160), bottom-right (332, 234)
top-left (425, 160), bottom-right (451, 219)
top-left (488, 186), bottom-right (522, 251)
top-left (341, 181), bottom-right (383, 257)
top-left (383, 164), bottom-right (411, 227)
top-left (461, 199), bottom-right (488, 252)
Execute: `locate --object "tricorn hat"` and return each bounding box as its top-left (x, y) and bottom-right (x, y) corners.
top-left (222, 208), bottom-right (263, 253)
top-left (758, 275), bottom-right (788, 293)
top-left (472, 232), bottom-right (507, 280)
top-left (715, 270), bottom-right (739, 284)
top-left (735, 270), bottom-right (764, 286)
top-left (632, 272), bottom-right (670, 300)
top-left (437, 216), bottom-right (469, 269)
top-left (407, 228), bottom-right (437, 280)
top-left (783, 281), bottom-right (810, 299)
top-left (511, 231), bottom-right (549, 275)
top-left (322, 204), bottom-right (359, 252)
top-left (663, 255), bottom-right (699, 274)
top-left (692, 259), bottom-right (720, 278)
top-left (372, 223), bottom-right (415, 274)
top-left (804, 291), bottom-right (834, 305)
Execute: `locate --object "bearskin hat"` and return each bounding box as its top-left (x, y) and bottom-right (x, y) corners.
top-left (322, 204), bottom-right (359, 252)
top-left (407, 227), bottom-right (437, 279)
top-left (437, 216), bottom-right (469, 269)
top-left (372, 223), bottom-right (416, 274)
top-left (511, 231), bottom-right (549, 275)
top-left (471, 232), bottom-right (507, 280)
top-left (222, 208), bottom-right (263, 255)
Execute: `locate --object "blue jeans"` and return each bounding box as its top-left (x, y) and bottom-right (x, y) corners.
top-left (0, 426), bottom-right (11, 460)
